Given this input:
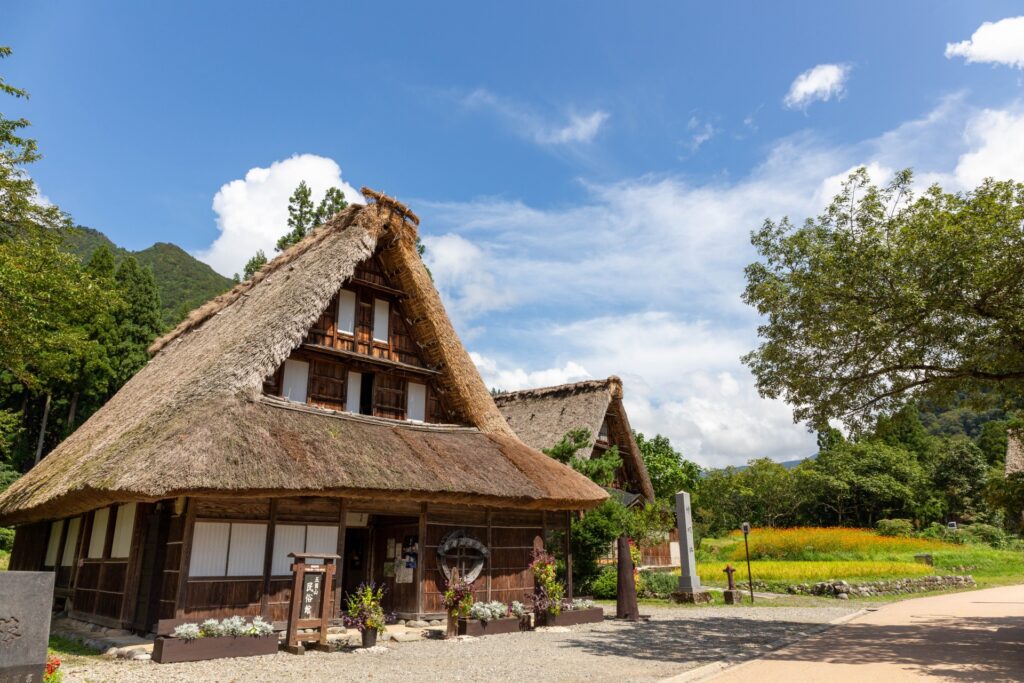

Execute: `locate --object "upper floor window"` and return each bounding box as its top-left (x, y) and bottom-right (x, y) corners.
top-left (407, 382), bottom-right (426, 422)
top-left (337, 289), bottom-right (357, 335)
top-left (282, 359), bottom-right (309, 403)
top-left (373, 299), bottom-right (390, 343)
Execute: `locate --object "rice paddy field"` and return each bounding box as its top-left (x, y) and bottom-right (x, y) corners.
top-left (694, 527), bottom-right (1024, 591)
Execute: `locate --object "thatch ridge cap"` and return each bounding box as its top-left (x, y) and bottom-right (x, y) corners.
top-left (492, 376), bottom-right (622, 403)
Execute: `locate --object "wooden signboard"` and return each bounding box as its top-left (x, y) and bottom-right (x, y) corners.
top-left (285, 552), bottom-right (340, 655)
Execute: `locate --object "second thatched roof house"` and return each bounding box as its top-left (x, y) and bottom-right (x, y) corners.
top-left (0, 189), bottom-right (606, 632)
top-left (494, 377), bottom-right (655, 503)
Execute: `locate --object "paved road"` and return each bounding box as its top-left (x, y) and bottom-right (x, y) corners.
top-left (711, 584), bottom-right (1024, 682)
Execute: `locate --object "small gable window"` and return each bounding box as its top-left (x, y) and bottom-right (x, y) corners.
top-left (282, 359), bottom-right (309, 403)
top-left (373, 299), bottom-right (390, 343)
top-left (407, 382), bottom-right (426, 422)
top-left (337, 289), bottom-right (357, 335)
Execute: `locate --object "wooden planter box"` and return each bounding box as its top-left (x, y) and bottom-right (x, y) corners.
top-left (152, 635), bottom-right (279, 664)
top-left (457, 616), bottom-right (523, 636)
top-left (538, 607), bottom-right (604, 627)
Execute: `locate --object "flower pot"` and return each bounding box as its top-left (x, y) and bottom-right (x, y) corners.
top-left (537, 607), bottom-right (604, 627)
top-left (152, 635), bottom-right (278, 664)
top-left (457, 616), bottom-right (521, 637)
top-left (361, 630), bottom-right (378, 648)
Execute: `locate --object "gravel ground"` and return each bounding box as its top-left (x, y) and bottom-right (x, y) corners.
top-left (63, 603), bottom-right (860, 683)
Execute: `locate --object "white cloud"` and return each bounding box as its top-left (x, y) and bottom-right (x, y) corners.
top-left (463, 89), bottom-right (609, 145)
top-left (954, 108), bottom-right (1024, 187)
top-left (783, 63), bottom-right (851, 109)
top-left (945, 16), bottom-right (1024, 69)
top-left (685, 115), bottom-right (718, 153)
top-left (423, 96), bottom-right (1024, 467)
top-left (195, 154), bottom-right (362, 276)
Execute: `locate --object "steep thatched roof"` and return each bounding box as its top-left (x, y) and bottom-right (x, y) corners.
top-left (0, 191), bottom-right (606, 524)
top-left (494, 377), bottom-right (655, 501)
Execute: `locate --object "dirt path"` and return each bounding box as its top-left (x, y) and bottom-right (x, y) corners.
top-left (709, 583), bottom-right (1024, 682)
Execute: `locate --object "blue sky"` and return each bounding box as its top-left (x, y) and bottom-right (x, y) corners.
top-left (6, 2), bottom-right (1024, 466)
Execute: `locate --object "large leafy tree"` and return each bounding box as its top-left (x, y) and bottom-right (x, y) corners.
top-left (634, 431), bottom-right (700, 501)
top-left (275, 181), bottom-right (349, 252)
top-left (744, 169), bottom-right (1024, 432)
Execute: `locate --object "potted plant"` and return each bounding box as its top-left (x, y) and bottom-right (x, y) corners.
top-left (458, 600), bottom-right (521, 636)
top-left (153, 616), bottom-right (277, 663)
top-left (529, 549), bottom-right (565, 624)
top-left (442, 573), bottom-right (475, 638)
top-left (344, 582), bottom-right (388, 648)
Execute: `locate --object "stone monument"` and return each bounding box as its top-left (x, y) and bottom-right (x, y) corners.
top-left (670, 491), bottom-right (712, 604)
top-left (0, 571), bottom-right (56, 683)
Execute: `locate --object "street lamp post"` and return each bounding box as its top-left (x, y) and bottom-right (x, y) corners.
top-left (741, 522), bottom-right (754, 603)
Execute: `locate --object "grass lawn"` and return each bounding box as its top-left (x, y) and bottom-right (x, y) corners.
top-left (48, 634), bottom-right (103, 667)
top-left (0, 549), bottom-right (8, 571)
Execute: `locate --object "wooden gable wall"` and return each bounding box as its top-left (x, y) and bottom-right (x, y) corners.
top-left (263, 253), bottom-right (454, 424)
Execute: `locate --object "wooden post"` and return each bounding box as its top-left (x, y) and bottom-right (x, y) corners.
top-left (615, 534), bottom-right (639, 620)
top-left (335, 499), bottom-right (348, 619)
top-left (485, 509), bottom-right (492, 602)
top-left (260, 498), bottom-right (278, 619)
top-left (415, 503), bottom-right (426, 617)
top-left (565, 511), bottom-right (573, 599)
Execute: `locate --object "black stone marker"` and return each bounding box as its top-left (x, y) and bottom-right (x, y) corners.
top-left (0, 571), bottom-right (55, 683)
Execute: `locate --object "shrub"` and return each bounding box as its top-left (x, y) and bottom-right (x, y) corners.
top-left (876, 519), bottom-right (914, 537)
top-left (638, 570), bottom-right (678, 598)
top-left (919, 523), bottom-right (963, 544)
top-left (220, 616), bottom-right (247, 637)
top-left (0, 526), bottom-right (13, 552)
top-left (568, 598), bottom-right (595, 610)
top-left (961, 523), bottom-right (1007, 548)
top-left (510, 601), bottom-right (527, 618)
top-left (248, 616), bottom-right (274, 637)
top-left (199, 619), bottom-right (222, 638)
top-left (590, 567), bottom-right (618, 599)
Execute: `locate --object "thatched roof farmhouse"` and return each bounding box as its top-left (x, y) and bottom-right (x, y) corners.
top-left (495, 377), bottom-right (655, 502)
top-left (1, 189), bottom-right (606, 630)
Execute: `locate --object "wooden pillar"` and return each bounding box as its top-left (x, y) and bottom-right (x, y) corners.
top-left (335, 499), bottom-right (348, 619)
top-left (565, 510), bottom-right (573, 599)
top-left (415, 503), bottom-right (427, 617)
top-left (259, 498), bottom-right (278, 619)
top-left (485, 509), bottom-right (492, 601)
top-left (174, 498), bottom-right (197, 619)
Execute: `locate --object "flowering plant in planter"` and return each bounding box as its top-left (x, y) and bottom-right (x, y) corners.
top-left (442, 575), bottom-right (475, 617)
top-left (171, 616), bottom-right (274, 640)
top-left (530, 549), bottom-right (565, 615)
top-left (344, 582), bottom-right (388, 635)
top-left (468, 600), bottom-right (508, 622)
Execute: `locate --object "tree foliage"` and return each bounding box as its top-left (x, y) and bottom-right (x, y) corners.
top-left (243, 249), bottom-right (267, 280)
top-left (634, 431), bottom-right (700, 501)
top-left (744, 168), bottom-right (1024, 432)
top-left (275, 181), bottom-right (349, 252)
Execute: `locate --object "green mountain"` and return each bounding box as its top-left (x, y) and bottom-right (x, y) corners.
top-left (61, 226), bottom-right (233, 327)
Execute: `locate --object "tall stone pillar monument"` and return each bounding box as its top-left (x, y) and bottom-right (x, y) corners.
top-left (671, 490), bottom-right (712, 603)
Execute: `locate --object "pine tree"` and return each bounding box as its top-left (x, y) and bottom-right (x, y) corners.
top-left (276, 181), bottom-right (317, 251)
top-left (243, 250), bottom-right (267, 280)
top-left (315, 187), bottom-right (348, 225)
top-left (112, 256), bottom-right (162, 384)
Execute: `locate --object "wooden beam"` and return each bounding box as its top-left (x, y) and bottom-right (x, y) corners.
top-left (416, 503), bottom-right (427, 617)
top-left (174, 498), bottom-right (197, 619)
top-left (335, 499), bottom-right (348, 619)
top-left (300, 343), bottom-right (441, 376)
top-left (565, 510), bottom-right (573, 599)
top-left (259, 498), bottom-right (277, 620)
top-left (486, 509), bottom-right (492, 601)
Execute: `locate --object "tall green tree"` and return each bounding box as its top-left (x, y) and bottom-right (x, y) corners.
top-left (275, 181), bottom-right (349, 252)
top-left (634, 431), bottom-right (700, 501)
top-left (744, 169), bottom-right (1024, 432)
top-left (112, 256), bottom-right (162, 384)
top-left (929, 437), bottom-right (988, 522)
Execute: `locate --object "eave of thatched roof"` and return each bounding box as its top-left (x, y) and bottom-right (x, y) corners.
top-left (494, 377), bottom-right (656, 501)
top-left (0, 191), bottom-right (606, 524)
